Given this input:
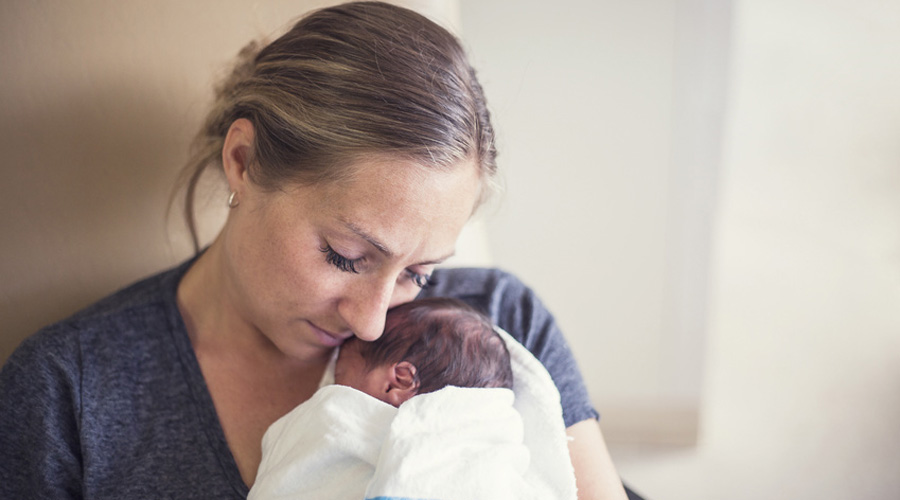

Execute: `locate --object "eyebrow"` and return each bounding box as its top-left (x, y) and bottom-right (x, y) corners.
top-left (342, 219), bottom-right (393, 257)
top-left (340, 218), bottom-right (455, 265)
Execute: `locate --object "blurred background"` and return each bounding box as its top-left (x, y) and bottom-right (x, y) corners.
top-left (1, 1), bottom-right (898, 498)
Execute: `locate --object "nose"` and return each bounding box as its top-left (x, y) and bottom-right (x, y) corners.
top-left (337, 275), bottom-right (400, 342)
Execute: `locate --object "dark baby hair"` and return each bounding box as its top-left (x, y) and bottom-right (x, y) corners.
top-left (357, 297), bottom-right (513, 394)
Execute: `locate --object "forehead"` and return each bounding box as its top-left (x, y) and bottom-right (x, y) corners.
top-left (306, 156), bottom-right (482, 255)
top-left (326, 155), bottom-right (478, 211)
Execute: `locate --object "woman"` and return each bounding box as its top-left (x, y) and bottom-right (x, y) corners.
top-left (0, 2), bottom-right (627, 499)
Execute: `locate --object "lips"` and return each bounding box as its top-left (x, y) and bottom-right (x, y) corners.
top-left (308, 321), bottom-right (352, 347)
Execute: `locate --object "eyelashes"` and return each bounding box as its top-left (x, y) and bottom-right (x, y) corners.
top-left (320, 245), bottom-right (361, 274)
top-left (321, 244), bottom-right (433, 289)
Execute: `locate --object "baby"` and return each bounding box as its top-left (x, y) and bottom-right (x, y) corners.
top-left (249, 298), bottom-right (534, 500)
top-left (333, 297), bottom-right (514, 406)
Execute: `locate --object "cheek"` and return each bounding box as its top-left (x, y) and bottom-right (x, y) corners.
top-left (261, 226), bottom-right (333, 307)
top-left (251, 243), bottom-right (310, 308)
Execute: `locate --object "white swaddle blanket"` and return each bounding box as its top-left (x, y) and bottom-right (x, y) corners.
top-left (247, 328), bottom-right (577, 500)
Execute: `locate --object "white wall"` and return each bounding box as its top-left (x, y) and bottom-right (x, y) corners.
top-left (462, 0), bottom-right (900, 495)
top-left (460, 0), bottom-right (730, 443)
top-left (609, 0), bottom-right (900, 498)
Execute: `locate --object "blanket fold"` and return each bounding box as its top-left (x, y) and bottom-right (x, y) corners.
top-left (248, 385), bottom-right (396, 500)
top-left (365, 386), bottom-right (530, 500)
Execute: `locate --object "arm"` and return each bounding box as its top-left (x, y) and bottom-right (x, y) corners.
top-left (567, 419), bottom-right (628, 500)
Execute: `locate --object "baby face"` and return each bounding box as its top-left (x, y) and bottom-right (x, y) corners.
top-left (334, 338), bottom-right (392, 403)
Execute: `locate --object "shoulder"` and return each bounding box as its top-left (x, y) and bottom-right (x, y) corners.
top-left (0, 258), bottom-right (199, 498)
top-left (420, 267), bottom-right (550, 345)
top-left (420, 268), bottom-right (599, 427)
top-left (3, 259), bottom-right (191, 383)
top-left (66, 259), bottom-right (189, 329)
top-left (1, 319), bottom-right (82, 403)
top-left (422, 267), bottom-right (527, 299)
top-left (420, 267), bottom-right (536, 318)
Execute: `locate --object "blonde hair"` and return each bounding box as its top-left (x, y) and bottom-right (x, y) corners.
top-left (176, 1), bottom-right (497, 251)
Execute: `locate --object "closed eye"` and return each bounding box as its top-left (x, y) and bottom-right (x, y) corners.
top-left (320, 245), bottom-right (362, 274)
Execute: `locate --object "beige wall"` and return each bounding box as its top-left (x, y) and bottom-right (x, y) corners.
top-left (0, 0), bottom-right (460, 363)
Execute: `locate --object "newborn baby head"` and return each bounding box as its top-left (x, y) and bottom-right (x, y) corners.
top-left (334, 297), bottom-right (514, 407)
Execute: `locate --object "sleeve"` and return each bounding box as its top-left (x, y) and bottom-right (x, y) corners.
top-left (0, 326), bottom-right (84, 500)
top-left (421, 268), bottom-right (600, 427)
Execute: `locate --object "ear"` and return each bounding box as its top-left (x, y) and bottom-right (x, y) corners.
top-left (385, 361), bottom-right (420, 407)
top-left (221, 118), bottom-right (255, 203)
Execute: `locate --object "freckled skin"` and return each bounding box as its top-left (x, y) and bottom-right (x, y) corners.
top-left (218, 153), bottom-right (482, 360)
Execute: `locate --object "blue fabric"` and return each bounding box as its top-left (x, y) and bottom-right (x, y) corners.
top-left (366, 497), bottom-right (434, 500)
top-left (0, 258), bottom-right (597, 499)
top-left (419, 267), bottom-right (599, 428)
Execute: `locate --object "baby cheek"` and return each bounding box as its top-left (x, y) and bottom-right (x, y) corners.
top-left (334, 349), bottom-right (361, 388)
top-left (334, 356), bottom-right (349, 385)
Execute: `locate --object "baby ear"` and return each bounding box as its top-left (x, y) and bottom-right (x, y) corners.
top-left (386, 361), bottom-right (419, 407)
